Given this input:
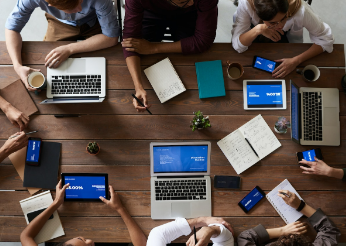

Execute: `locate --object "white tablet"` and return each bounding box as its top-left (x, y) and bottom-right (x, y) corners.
top-left (243, 80), bottom-right (286, 110)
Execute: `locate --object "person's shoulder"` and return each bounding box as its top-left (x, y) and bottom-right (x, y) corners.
top-left (91, 0), bottom-right (113, 8)
top-left (195, 0), bottom-right (218, 12)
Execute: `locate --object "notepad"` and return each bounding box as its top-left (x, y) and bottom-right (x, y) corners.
top-left (195, 60), bottom-right (226, 99)
top-left (144, 57), bottom-right (186, 103)
top-left (266, 179), bottom-right (304, 224)
top-left (20, 191), bottom-right (65, 243)
top-left (217, 114), bottom-right (281, 174)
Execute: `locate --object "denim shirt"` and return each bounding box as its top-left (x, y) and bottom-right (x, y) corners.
top-left (5, 0), bottom-right (119, 37)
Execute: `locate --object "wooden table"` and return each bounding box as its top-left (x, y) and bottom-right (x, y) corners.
top-left (0, 42), bottom-right (345, 243)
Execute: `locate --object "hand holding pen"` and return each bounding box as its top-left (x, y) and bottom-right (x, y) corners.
top-left (132, 93), bottom-right (152, 114)
top-left (2, 132), bottom-right (28, 156)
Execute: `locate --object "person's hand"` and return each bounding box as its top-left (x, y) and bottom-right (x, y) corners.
top-left (272, 57), bottom-right (300, 78)
top-left (122, 38), bottom-right (155, 55)
top-left (3, 104), bottom-right (29, 131)
top-left (45, 45), bottom-right (72, 68)
top-left (0, 132), bottom-right (28, 156)
top-left (198, 217), bottom-right (234, 235)
top-left (258, 24), bottom-right (284, 42)
top-left (54, 179), bottom-right (70, 207)
top-left (133, 89), bottom-right (151, 113)
top-left (278, 190), bottom-right (301, 210)
top-left (14, 65), bottom-right (41, 92)
top-left (299, 157), bottom-right (332, 176)
top-left (99, 185), bottom-right (125, 212)
top-left (281, 221), bottom-right (308, 236)
top-left (186, 226), bottom-right (220, 246)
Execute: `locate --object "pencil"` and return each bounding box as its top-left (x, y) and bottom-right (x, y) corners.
top-left (131, 94), bottom-right (152, 115)
top-left (9, 131), bottom-right (38, 139)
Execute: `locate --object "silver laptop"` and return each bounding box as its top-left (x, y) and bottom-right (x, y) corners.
top-left (40, 57), bottom-right (106, 104)
top-left (150, 142), bottom-right (212, 220)
top-left (290, 80), bottom-right (340, 146)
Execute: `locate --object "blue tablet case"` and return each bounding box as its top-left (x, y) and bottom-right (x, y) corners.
top-left (195, 60), bottom-right (226, 99)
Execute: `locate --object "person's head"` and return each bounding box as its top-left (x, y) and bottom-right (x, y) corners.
top-left (270, 234), bottom-right (312, 246)
top-left (254, 0), bottom-right (289, 30)
top-left (45, 0), bottom-right (83, 14)
top-left (56, 236), bottom-right (94, 246)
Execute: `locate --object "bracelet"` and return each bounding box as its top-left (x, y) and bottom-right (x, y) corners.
top-left (296, 200), bottom-right (306, 212)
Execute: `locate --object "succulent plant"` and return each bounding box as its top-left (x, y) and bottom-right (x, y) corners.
top-left (190, 111), bottom-right (211, 131)
top-left (274, 117), bottom-right (291, 134)
top-left (87, 142), bottom-right (100, 154)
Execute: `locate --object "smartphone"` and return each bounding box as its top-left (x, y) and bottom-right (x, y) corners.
top-left (25, 137), bottom-right (42, 166)
top-left (238, 186), bottom-right (265, 213)
top-left (297, 148), bottom-right (323, 163)
top-left (27, 208), bottom-right (53, 223)
top-left (252, 56), bottom-right (279, 73)
top-left (214, 175), bottom-right (241, 189)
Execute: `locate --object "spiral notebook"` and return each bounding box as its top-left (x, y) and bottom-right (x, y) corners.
top-left (266, 179), bottom-right (304, 224)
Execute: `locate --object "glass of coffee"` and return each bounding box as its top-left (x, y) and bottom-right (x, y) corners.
top-left (226, 61), bottom-right (244, 80)
top-left (28, 72), bottom-right (47, 94)
top-left (296, 65), bottom-right (320, 82)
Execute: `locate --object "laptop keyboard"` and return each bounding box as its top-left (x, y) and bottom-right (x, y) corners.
top-left (303, 92), bottom-right (323, 141)
top-left (155, 179), bottom-right (207, 201)
top-left (51, 75), bottom-right (102, 95)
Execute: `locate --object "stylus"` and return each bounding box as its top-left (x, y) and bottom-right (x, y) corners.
top-left (194, 226), bottom-right (197, 244)
top-left (280, 192), bottom-right (290, 198)
top-left (132, 94), bottom-right (153, 115)
top-left (245, 138), bottom-right (259, 158)
top-left (9, 131), bottom-right (38, 139)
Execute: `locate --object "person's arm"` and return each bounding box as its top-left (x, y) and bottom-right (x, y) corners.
top-left (20, 180), bottom-right (69, 246)
top-left (0, 96), bottom-right (29, 130)
top-left (0, 132), bottom-right (28, 163)
top-left (299, 157), bottom-right (345, 180)
top-left (100, 185), bottom-right (146, 246)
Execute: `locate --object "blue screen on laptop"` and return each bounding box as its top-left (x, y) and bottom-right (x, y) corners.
top-left (247, 81), bottom-right (283, 108)
top-left (291, 82), bottom-right (299, 141)
top-left (153, 145), bottom-right (208, 173)
top-left (254, 57), bottom-right (276, 73)
top-left (240, 187), bottom-right (264, 211)
top-left (64, 176), bottom-right (106, 199)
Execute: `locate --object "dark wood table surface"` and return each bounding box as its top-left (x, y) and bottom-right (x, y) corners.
top-left (0, 42), bottom-right (345, 243)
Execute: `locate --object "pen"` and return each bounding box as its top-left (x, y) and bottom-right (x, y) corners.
top-left (54, 114), bottom-right (81, 118)
top-left (280, 192), bottom-right (290, 198)
top-left (9, 131), bottom-right (38, 139)
top-left (245, 138), bottom-right (259, 157)
top-left (131, 94), bottom-right (152, 115)
top-left (194, 226), bottom-right (197, 245)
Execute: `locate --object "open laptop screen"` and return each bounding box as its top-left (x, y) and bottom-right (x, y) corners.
top-left (291, 82), bottom-right (299, 142)
top-left (153, 145), bottom-right (208, 173)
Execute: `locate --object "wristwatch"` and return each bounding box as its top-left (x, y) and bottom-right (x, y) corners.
top-left (296, 200), bottom-right (306, 212)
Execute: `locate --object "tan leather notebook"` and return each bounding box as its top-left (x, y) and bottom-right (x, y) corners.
top-left (0, 79), bottom-right (38, 116)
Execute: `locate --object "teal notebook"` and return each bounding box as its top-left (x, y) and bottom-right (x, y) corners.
top-left (195, 60), bottom-right (226, 99)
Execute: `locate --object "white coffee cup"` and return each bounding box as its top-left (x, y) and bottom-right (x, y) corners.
top-left (28, 71), bottom-right (46, 89)
top-left (296, 65), bottom-right (320, 82)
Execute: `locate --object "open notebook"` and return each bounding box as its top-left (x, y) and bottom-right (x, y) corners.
top-left (144, 57), bottom-right (186, 103)
top-left (20, 191), bottom-right (65, 244)
top-left (217, 114), bottom-right (281, 174)
top-left (266, 179), bottom-right (304, 224)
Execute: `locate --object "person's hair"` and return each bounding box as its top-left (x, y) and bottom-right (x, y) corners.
top-left (45, 0), bottom-right (80, 10)
top-left (55, 242), bottom-right (74, 246)
top-left (253, 0), bottom-right (289, 21)
top-left (269, 234), bottom-right (313, 246)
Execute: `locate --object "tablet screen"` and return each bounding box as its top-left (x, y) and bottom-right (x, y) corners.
top-left (63, 174), bottom-right (108, 201)
top-left (247, 81), bottom-right (283, 108)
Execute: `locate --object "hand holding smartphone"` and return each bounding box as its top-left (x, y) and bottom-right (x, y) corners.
top-left (25, 137), bottom-right (42, 166)
top-left (296, 148), bottom-right (323, 167)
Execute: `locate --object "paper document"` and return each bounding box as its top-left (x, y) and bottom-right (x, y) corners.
top-left (20, 191), bottom-right (65, 243)
top-left (217, 115), bottom-right (281, 174)
top-left (266, 179), bottom-right (303, 224)
top-left (144, 57), bottom-right (186, 103)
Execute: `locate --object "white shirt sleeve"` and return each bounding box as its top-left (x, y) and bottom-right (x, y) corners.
top-left (146, 218), bottom-right (191, 246)
top-left (231, 0), bottom-right (253, 53)
top-left (209, 223), bottom-right (235, 246)
top-left (302, 3), bottom-right (334, 53)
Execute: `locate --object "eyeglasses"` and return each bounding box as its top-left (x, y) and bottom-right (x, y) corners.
top-left (166, 0), bottom-right (192, 8)
top-left (266, 13), bottom-right (288, 29)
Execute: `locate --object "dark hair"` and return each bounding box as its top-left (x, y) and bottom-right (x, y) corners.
top-left (55, 242), bottom-right (74, 246)
top-left (254, 0), bottom-right (289, 21)
top-left (269, 234), bottom-right (313, 246)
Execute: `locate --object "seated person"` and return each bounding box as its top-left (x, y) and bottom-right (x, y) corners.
top-left (231, 0), bottom-right (334, 78)
top-left (299, 157), bottom-right (346, 181)
top-left (147, 216), bottom-right (234, 245)
top-left (237, 189), bottom-right (340, 246)
top-left (21, 183), bottom-right (147, 246)
top-left (0, 96), bottom-right (29, 130)
top-left (5, 0), bottom-right (119, 92)
top-left (0, 132), bottom-right (28, 163)
top-left (121, 0), bottom-right (218, 112)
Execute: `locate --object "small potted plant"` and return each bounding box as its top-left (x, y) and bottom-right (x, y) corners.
top-left (190, 111), bottom-right (211, 131)
top-left (274, 117), bottom-right (291, 134)
top-left (86, 142), bottom-right (100, 155)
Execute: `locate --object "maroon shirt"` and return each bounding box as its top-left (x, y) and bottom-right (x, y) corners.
top-left (122, 0), bottom-right (218, 58)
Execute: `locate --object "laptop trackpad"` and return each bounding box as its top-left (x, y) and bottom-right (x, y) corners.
top-left (324, 107), bottom-right (338, 126)
top-left (67, 59), bottom-right (86, 73)
top-left (171, 203), bottom-right (190, 218)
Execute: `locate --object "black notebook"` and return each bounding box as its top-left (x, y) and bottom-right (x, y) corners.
top-left (23, 142), bottom-right (61, 189)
